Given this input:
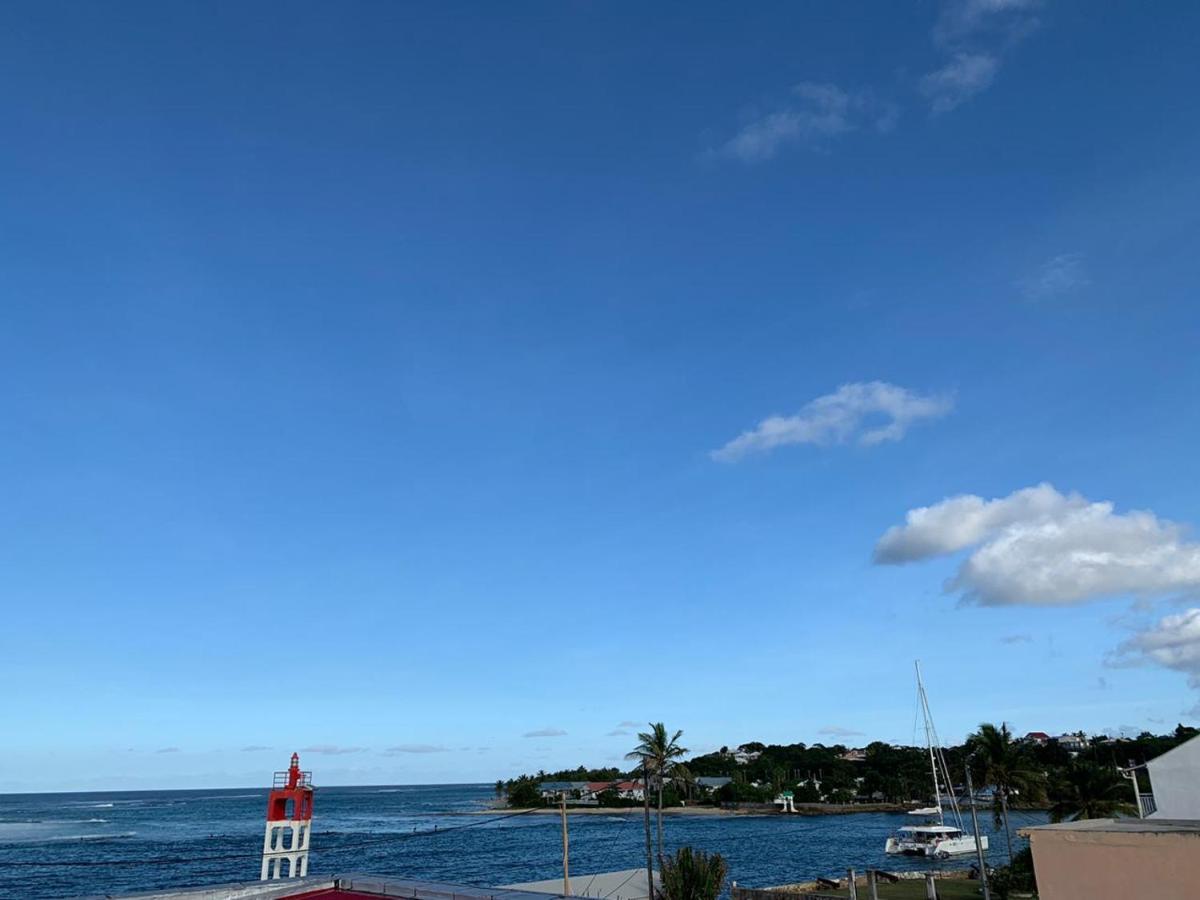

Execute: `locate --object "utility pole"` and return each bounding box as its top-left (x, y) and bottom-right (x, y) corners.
top-left (642, 760), bottom-right (655, 899)
top-left (999, 788), bottom-right (1014, 865)
top-left (964, 762), bottom-right (991, 900)
top-left (560, 791), bottom-right (571, 896)
top-left (1120, 763), bottom-right (1143, 818)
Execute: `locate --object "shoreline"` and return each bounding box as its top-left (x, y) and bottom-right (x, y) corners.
top-left (470, 802), bottom-right (910, 817)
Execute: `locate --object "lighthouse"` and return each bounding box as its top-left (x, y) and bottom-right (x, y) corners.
top-left (261, 752), bottom-right (314, 880)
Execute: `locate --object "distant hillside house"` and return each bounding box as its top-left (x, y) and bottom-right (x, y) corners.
top-left (694, 776), bottom-right (732, 792)
top-left (1056, 733), bottom-right (1088, 751)
top-left (731, 750), bottom-right (761, 765)
top-left (840, 748), bottom-right (867, 762)
top-left (1023, 731), bottom-right (1052, 744)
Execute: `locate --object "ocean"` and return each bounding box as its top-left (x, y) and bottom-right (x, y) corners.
top-left (0, 785), bottom-right (1045, 899)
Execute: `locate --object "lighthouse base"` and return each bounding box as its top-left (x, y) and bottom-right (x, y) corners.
top-left (261, 818), bottom-right (311, 880)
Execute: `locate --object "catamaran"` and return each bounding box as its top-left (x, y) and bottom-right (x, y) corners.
top-left (884, 662), bottom-right (989, 859)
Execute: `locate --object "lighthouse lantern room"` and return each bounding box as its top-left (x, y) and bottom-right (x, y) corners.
top-left (261, 752), bottom-right (314, 880)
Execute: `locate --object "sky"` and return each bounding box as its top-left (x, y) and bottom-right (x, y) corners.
top-left (2, 0), bottom-right (1200, 792)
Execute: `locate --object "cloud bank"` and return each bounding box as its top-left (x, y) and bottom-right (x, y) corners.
top-left (818, 726), bottom-right (865, 737)
top-left (713, 382), bottom-right (952, 462)
top-left (300, 744), bottom-right (367, 755)
top-left (523, 727), bottom-right (568, 738)
top-left (1110, 609), bottom-right (1200, 687)
top-left (875, 484), bottom-right (1200, 606)
top-left (384, 744), bottom-right (450, 754)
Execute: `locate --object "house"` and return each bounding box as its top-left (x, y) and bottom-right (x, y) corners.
top-left (538, 781), bottom-right (589, 800)
top-left (731, 749), bottom-right (761, 765)
top-left (1023, 731), bottom-right (1052, 745)
top-left (693, 776), bottom-right (732, 792)
top-left (1141, 732), bottom-right (1200, 819)
top-left (581, 781), bottom-right (619, 800)
top-left (839, 748), bottom-right (867, 762)
top-left (1055, 733), bottom-right (1088, 751)
top-left (614, 780), bottom-right (646, 801)
top-left (1023, 819), bottom-right (1200, 900)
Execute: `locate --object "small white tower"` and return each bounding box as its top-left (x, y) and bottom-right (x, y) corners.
top-left (261, 752), bottom-right (314, 880)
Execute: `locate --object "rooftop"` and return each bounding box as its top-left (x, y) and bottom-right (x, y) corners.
top-left (86, 874), bottom-right (577, 900)
top-left (1020, 818), bottom-right (1200, 836)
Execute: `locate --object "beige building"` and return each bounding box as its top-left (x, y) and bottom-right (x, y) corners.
top-left (1024, 818), bottom-right (1200, 900)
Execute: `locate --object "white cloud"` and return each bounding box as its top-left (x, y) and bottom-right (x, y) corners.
top-left (607, 729), bottom-right (630, 737)
top-left (876, 484), bottom-right (1200, 606)
top-left (1021, 253), bottom-right (1089, 301)
top-left (818, 726), bottom-right (865, 737)
top-left (523, 727), bottom-right (568, 738)
top-left (920, 53), bottom-right (999, 114)
top-left (1109, 609), bottom-right (1200, 688)
top-left (922, 0), bottom-right (1040, 114)
top-left (240, 745), bottom-right (273, 752)
top-left (616, 720), bottom-right (641, 728)
top-left (712, 381), bottom-right (952, 462)
top-left (720, 83), bottom-right (899, 163)
top-left (933, 0), bottom-right (1040, 46)
top-left (384, 744), bottom-right (450, 754)
top-left (300, 744), bottom-right (368, 755)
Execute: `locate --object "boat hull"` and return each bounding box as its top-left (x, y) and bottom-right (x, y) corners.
top-left (885, 834), bottom-right (988, 858)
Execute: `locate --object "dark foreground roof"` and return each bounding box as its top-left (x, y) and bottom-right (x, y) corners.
top-left (83, 874), bottom-right (571, 900)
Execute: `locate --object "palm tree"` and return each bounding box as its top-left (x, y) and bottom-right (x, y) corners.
top-left (627, 723), bottom-right (688, 873)
top-left (660, 847), bottom-right (728, 900)
top-left (673, 764), bottom-right (696, 803)
top-left (967, 722), bottom-right (1046, 862)
top-left (1050, 761), bottom-right (1137, 822)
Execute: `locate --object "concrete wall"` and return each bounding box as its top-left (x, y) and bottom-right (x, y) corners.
top-left (1147, 735), bottom-right (1200, 819)
top-left (1028, 829), bottom-right (1200, 900)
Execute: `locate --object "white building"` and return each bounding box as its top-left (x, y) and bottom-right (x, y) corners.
top-left (1145, 734), bottom-right (1200, 819)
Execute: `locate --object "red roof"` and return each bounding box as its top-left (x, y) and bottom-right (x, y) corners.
top-left (1025, 731), bottom-right (1051, 740)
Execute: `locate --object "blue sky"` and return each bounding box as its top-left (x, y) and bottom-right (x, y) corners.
top-left (3, 0), bottom-right (1200, 791)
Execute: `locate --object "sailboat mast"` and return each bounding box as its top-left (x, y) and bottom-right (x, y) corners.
top-left (915, 661), bottom-right (944, 826)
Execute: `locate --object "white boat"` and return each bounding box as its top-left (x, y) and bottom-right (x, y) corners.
top-left (885, 662), bottom-right (989, 860)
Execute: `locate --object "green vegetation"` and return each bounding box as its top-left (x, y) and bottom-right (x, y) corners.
top-left (1048, 762), bottom-right (1137, 822)
top-left (989, 847), bottom-right (1037, 899)
top-left (660, 847), bottom-right (728, 900)
top-left (499, 724), bottom-right (1197, 818)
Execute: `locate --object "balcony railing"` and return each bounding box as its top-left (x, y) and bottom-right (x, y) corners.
top-left (1138, 793), bottom-right (1157, 817)
top-left (273, 770), bottom-right (313, 789)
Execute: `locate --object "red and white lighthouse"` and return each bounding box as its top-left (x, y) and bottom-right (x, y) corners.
top-left (260, 752), bottom-right (314, 880)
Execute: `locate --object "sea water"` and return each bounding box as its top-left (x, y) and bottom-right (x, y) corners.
top-left (0, 785), bottom-right (1044, 899)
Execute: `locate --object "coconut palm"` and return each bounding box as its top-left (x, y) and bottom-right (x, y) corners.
top-left (660, 847), bottom-right (728, 900)
top-left (966, 722), bottom-right (1046, 862)
top-left (1050, 761), bottom-right (1137, 822)
top-left (673, 764), bottom-right (696, 803)
top-left (627, 723), bottom-right (688, 872)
